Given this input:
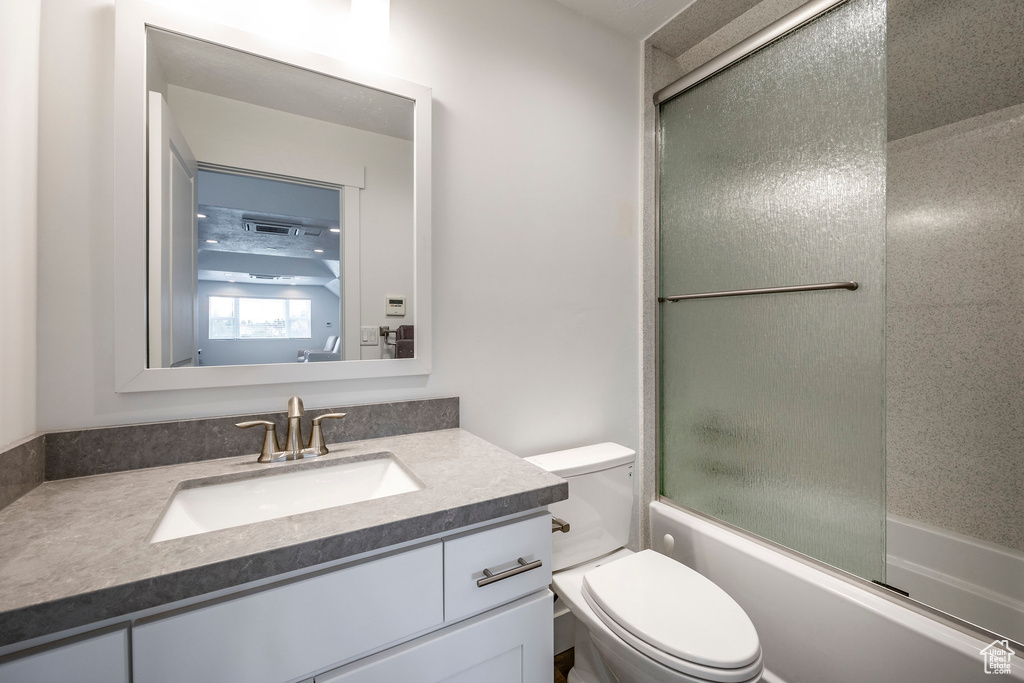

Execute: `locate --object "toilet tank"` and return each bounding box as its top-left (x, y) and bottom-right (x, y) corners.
top-left (525, 443), bottom-right (635, 572)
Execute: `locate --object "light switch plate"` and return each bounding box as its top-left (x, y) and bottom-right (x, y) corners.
top-left (360, 326), bottom-right (378, 346)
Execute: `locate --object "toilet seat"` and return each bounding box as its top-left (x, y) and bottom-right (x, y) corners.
top-left (581, 550), bottom-right (762, 683)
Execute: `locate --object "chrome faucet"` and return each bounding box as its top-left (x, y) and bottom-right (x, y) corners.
top-left (236, 396), bottom-right (347, 463)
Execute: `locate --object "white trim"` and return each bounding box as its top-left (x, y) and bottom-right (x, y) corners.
top-left (342, 186), bottom-right (361, 361)
top-left (114, 0), bottom-right (431, 392)
top-left (190, 135), bottom-right (365, 190)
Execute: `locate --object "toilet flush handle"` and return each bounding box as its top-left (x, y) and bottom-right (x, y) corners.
top-left (551, 516), bottom-right (571, 534)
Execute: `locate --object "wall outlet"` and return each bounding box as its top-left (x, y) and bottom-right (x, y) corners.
top-left (360, 326), bottom-right (379, 346)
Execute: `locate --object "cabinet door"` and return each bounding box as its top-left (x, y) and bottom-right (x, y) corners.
top-left (133, 542), bottom-right (443, 683)
top-left (0, 628), bottom-right (129, 683)
top-left (318, 590), bottom-right (552, 683)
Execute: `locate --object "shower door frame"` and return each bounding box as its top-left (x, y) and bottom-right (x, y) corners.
top-left (648, 0), bottom-right (1018, 651)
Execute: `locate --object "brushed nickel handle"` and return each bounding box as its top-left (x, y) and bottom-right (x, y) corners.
top-left (476, 557), bottom-right (543, 587)
top-left (659, 281), bottom-right (858, 303)
top-left (308, 412), bottom-right (348, 455)
top-left (235, 421), bottom-right (281, 463)
top-left (312, 412), bottom-right (348, 426)
top-left (551, 517), bottom-right (570, 534)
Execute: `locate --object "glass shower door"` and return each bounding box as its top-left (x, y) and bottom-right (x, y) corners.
top-left (658, 0), bottom-right (887, 581)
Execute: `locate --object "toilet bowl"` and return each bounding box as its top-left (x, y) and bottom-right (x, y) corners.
top-left (526, 444), bottom-right (763, 683)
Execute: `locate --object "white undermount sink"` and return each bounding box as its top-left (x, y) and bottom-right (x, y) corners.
top-left (150, 453), bottom-right (422, 543)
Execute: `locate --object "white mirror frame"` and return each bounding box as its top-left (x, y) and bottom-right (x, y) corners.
top-left (113, 0), bottom-right (431, 392)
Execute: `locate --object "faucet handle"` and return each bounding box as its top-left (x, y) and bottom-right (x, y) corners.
top-left (236, 420), bottom-right (282, 463)
top-left (308, 413), bottom-right (347, 455)
top-left (312, 412), bottom-right (348, 425)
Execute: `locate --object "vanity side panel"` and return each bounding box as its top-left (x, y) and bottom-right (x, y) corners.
top-left (132, 542), bottom-right (443, 683)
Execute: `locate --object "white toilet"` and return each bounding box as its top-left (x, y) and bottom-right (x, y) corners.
top-left (525, 444), bottom-right (763, 683)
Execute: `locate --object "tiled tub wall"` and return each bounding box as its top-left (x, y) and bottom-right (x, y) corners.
top-left (886, 104), bottom-right (1024, 553)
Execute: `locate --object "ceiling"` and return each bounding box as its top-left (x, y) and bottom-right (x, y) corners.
top-left (196, 171), bottom-right (341, 288)
top-left (552, 0), bottom-right (696, 39)
top-left (646, 0), bottom-right (764, 57)
top-left (148, 27), bottom-right (414, 141)
top-left (197, 206), bottom-right (340, 260)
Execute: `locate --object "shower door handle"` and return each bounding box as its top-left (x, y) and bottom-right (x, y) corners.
top-left (659, 281), bottom-right (858, 302)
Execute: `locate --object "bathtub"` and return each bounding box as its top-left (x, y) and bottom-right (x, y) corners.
top-left (649, 501), bottom-right (1024, 682)
top-left (887, 514), bottom-right (1024, 646)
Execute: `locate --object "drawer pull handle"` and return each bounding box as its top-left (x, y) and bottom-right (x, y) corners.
top-left (477, 557), bottom-right (543, 587)
top-left (551, 517), bottom-right (570, 534)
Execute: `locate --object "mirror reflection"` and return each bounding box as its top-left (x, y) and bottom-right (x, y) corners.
top-left (145, 27), bottom-right (415, 369)
top-left (197, 171), bottom-right (341, 366)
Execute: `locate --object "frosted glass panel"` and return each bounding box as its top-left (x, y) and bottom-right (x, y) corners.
top-left (658, 0), bottom-right (887, 581)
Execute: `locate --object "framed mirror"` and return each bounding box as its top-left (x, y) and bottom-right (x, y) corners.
top-left (114, 0), bottom-right (431, 392)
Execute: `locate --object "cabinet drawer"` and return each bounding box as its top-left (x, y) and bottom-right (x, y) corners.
top-left (317, 591), bottom-right (553, 683)
top-left (443, 513), bottom-right (551, 623)
top-left (133, 542), bottom-right (443, 683)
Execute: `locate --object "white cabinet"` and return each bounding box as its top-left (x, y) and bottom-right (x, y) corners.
top-left (3, 511), bottom-right (552, 683)
top-left (0, 628), bottom-right (129, 683)
top-left (444, 513), bottom-right (551, 623)
top-left (320, 513), bottom-right (553, 683)
top-left (133, 543), bottom-right (443, 683)
top-left (317, 591), bottom-right (553, 683)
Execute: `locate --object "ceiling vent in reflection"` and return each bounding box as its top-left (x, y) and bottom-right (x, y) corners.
top-left (249, 274), bottom-right (293, 280)
top-left (242, 219), bottom-right (300, 236)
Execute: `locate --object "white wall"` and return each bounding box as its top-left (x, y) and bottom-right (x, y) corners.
top-left (167, 86), bottom-right (415, 361)
top-left (35, 0), bottom-right (641, 457)
top-left (1, 0), bottom-right (41, 449)
top-left (196, 282), bottom-right (341, 367)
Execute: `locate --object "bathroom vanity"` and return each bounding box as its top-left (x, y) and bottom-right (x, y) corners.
top-left (0, 429), bottom-right (566, 682)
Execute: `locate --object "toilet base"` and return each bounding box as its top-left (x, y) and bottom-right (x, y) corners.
top-left (567, 621), bottom-right (619, 683)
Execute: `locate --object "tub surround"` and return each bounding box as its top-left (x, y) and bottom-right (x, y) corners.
top-left (887, 514), bottom-right (1024, 644)
top-left (0, 428), bottom-right (567, 647)
top-left (886, 102), bottom-right (1024, 554)
top-left (0, 434), bottom-right (44, 511)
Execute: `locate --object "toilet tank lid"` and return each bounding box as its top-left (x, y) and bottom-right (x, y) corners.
top-left (524, 443), bottom-right (635, 477)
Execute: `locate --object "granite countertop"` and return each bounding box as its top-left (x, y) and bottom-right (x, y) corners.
top-left (0, 428), bottom-right (567, 647)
